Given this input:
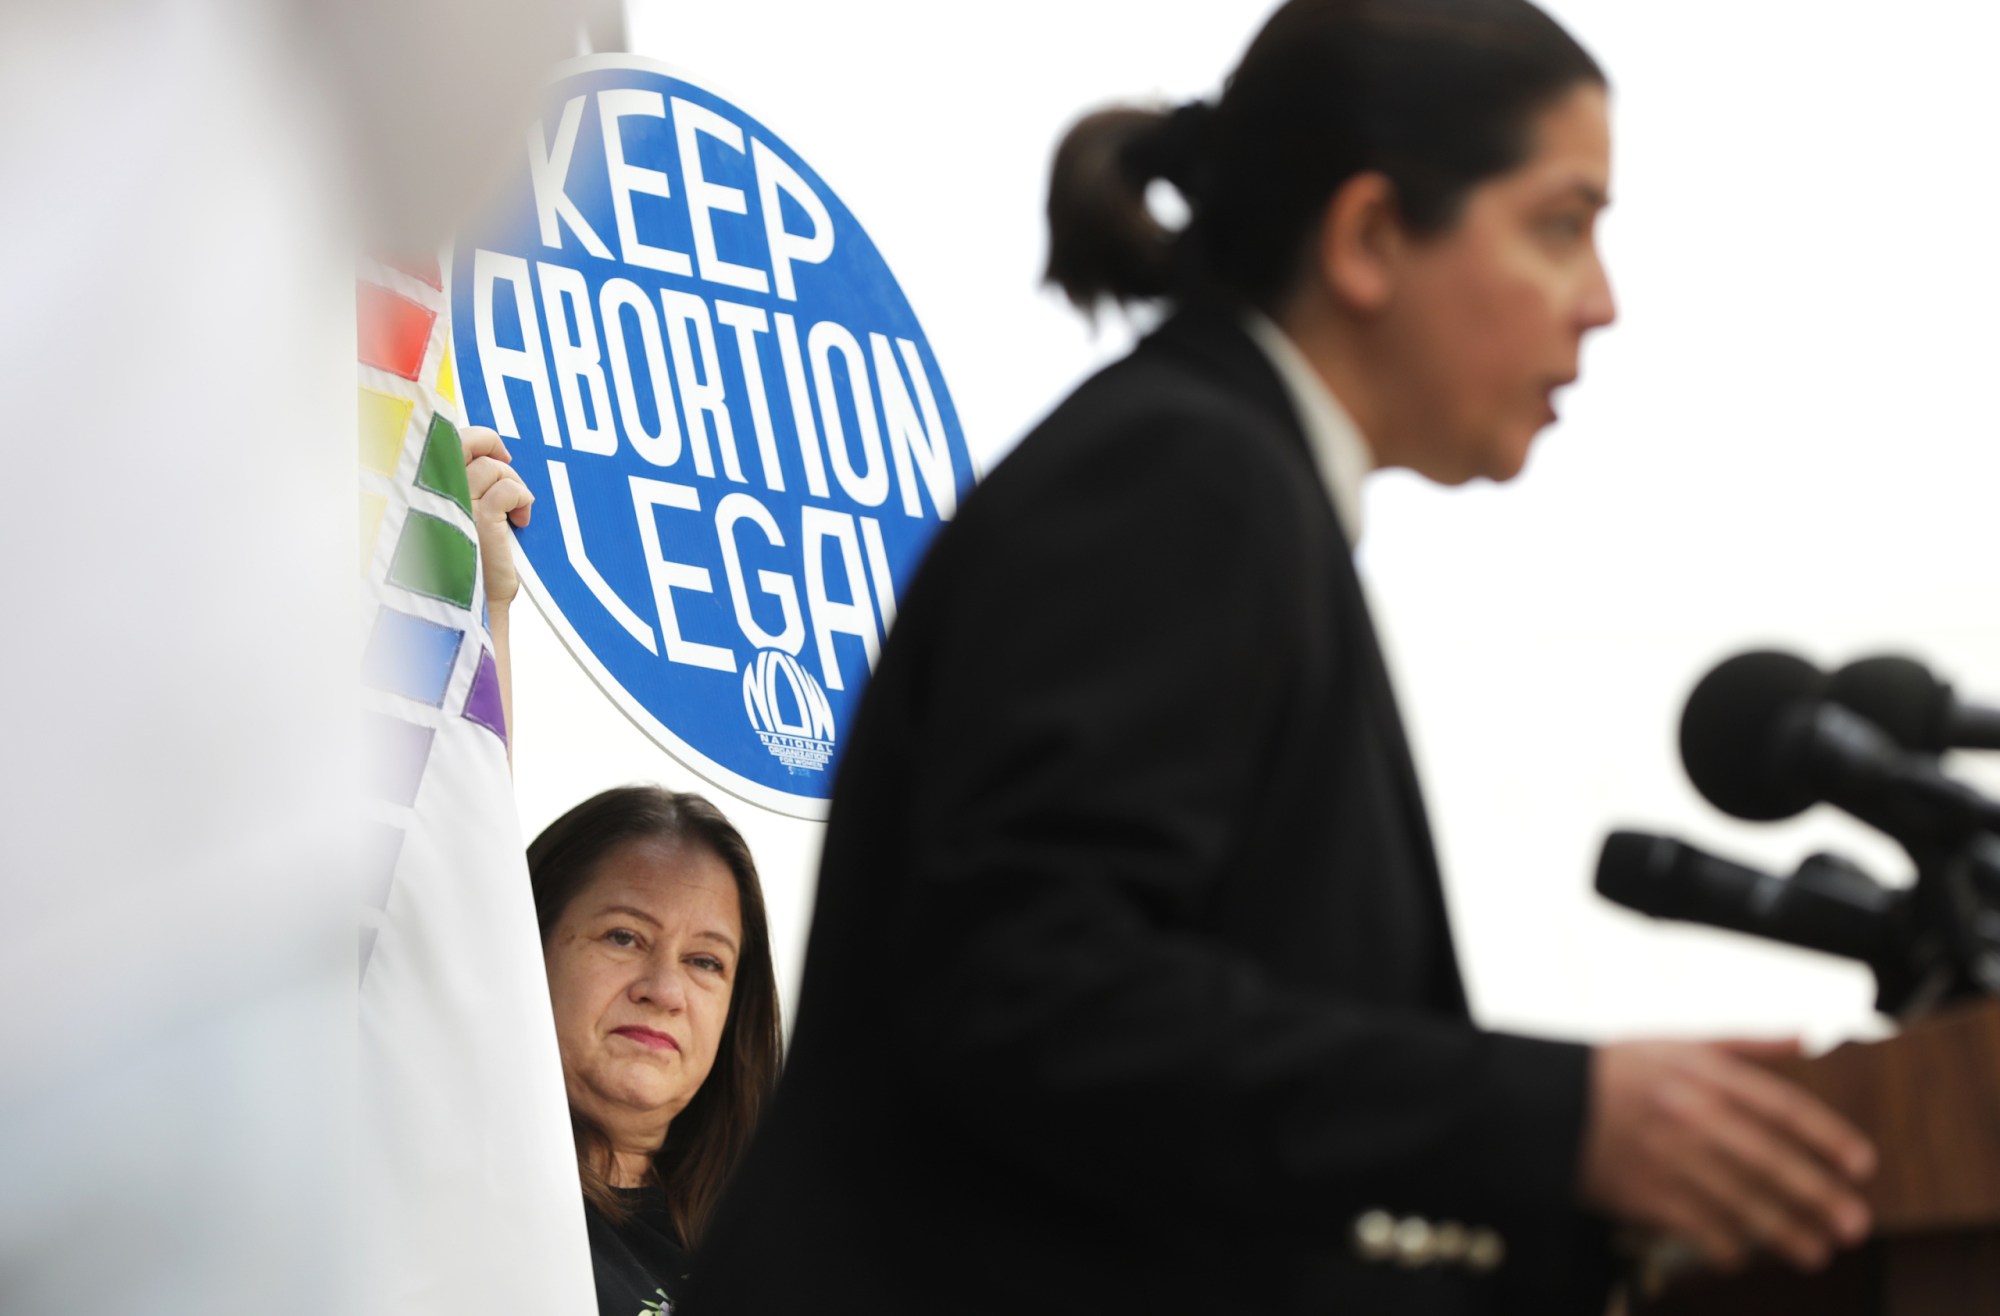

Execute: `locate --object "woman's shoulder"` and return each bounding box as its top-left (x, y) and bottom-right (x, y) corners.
top-left (977, 316), bottom-right (1321, 516)
top-left (1065, 325), bottom-right (1294, 445)
top-left (884, 308), bottom-right (1338, 625)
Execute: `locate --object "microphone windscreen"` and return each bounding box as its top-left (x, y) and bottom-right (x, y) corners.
top-left (1680, 650), bottom-right (1825, 821)
top-left (1827, 655), bottom-right (1948, 753)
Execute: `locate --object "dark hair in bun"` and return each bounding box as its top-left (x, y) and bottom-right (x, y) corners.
top-left (1044, 0), bottom-right (1605, 310)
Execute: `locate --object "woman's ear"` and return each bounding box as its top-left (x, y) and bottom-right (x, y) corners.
top-left (1311, 171), bottom-right (1402, 315)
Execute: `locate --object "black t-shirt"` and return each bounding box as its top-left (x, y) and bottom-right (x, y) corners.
top-left (585, 1188), bottom-right (693, 1316)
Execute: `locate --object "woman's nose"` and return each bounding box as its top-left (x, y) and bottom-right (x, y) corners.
top-left (629, 959), bottom-right (689, 1012)
top-left (1578, 249), bottom-right (1617, 331)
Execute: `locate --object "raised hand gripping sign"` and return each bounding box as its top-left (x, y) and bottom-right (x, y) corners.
top-left (452, 57), bottom-right (974, 818)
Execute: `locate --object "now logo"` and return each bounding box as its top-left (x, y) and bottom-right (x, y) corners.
top-left (742, 649), bottom-right (835, 777)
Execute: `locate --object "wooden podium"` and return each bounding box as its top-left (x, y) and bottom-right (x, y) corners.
top-left (1636, 1000), bottom-right (2000, 1315)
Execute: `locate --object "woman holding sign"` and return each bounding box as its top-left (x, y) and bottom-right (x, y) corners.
top-left (692, 2), bottom-right (1875, 1313)
top-left (527, 784), bottom-right (781, 1316)
top-left (464, 434), bottom-right (782, 1316)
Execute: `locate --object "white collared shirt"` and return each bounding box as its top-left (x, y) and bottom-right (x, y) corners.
top-left (1241, 311), bottom-right (1375, 546)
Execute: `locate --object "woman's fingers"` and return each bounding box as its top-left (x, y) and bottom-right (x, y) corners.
top-left (461, 425), bottom-right (511, 464)
top-left (1677, 1111), bottom-right (1841, 1270)
top-left (1711, 1037), bottom-right (1804, 1062)
top-left (466, 455), bottom-right (508, 502)
top-left (1581, 1041), bottom-right (1876, 1275)
top-left (467, 455), bottom-right (534, 528)
top-left (1710, 1052), bottom-right (1877, 1184)
top-left (1649, 1060), bottom-right (1820, 1269)
top-left (1693, 1056), bottom-right (1872, 1267)
top-left (462, 429), bottom-right (529, 606)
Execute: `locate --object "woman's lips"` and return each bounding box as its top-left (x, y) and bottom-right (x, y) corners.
top-left (611, 1025), bottom-right (680, 1052)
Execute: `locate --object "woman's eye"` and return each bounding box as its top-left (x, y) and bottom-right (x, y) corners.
top-left (1539, 213), bottom-right (1587, 243)
top-left (604, 928), bottom-right (642, 949)
top-left (689, 955), bottom-right (727, 975)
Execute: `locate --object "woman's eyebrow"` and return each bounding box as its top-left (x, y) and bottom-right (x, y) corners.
top-left (594, 903), bottom-right (663, 927)
top-left (693, 929), bottom-right (741, 953)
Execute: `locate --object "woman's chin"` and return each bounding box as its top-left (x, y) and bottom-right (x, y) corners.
top-left (1480, 425), bottom-right (1542, 483)
top-left (582, 1066), bottom-right (681, 1119)
top-left (1409, 423), bottom-right (1536, 486)
top-left (1487, 450), bottom-right (1532, 484)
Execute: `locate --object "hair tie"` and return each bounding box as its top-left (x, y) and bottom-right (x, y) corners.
top-left (1132, 99), bottom-right (1217, 203)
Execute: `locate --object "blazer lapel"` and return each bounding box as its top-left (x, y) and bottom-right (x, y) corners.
top-left (1143, 306), bottom-right (1470, 1012)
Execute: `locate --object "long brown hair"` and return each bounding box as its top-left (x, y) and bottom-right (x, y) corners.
top-left (1044, 0), bottom-right (1605, 310)
top-left (527, 786), bottom-right (782, 1249)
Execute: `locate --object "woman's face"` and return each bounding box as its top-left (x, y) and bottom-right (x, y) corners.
top-left (1376, 83), bottom-right (1616, 484)
top-left (544, 838), bottom-right (742, 1145)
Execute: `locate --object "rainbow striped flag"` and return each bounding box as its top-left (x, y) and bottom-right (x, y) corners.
top-left (355, 255), bottom-right (594, 1314)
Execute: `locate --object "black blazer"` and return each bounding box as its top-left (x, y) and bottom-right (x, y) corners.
top-left (690, 309), bottom-right (1615, 1315)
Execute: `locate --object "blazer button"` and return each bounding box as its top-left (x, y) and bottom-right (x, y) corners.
top-left (1390, 1216), bottom-right (1436, 1268)
top-left (1431, 1221), bottom-right (1468, 1265)
top-left (1466, 1228), bottom-right (1506, 1273)
top-left (1352, 1210), bottom-right (1397, 1263)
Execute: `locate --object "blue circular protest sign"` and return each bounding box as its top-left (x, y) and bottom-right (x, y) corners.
top-left (452, 56), bottom-right (975, 818)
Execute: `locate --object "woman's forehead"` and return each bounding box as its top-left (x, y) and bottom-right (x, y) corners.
top-left (1521, 85), bottom-right (1612, 181)
top-left (576, 840), bottom-right (742, 923)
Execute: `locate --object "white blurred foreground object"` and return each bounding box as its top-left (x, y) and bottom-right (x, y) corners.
top-left (0, 4), bottom-right (354, 1315)
top-left (0, 1), bottom-right (596, 1313)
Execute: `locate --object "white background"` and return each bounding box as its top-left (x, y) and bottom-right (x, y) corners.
top-left (507, 0), bottom-right (2000, 1050)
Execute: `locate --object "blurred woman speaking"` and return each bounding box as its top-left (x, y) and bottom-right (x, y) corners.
top-left (692, 2), bottom-right (1874, 1313)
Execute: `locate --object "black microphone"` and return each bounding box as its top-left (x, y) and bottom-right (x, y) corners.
top-left (1596, 830), bottom-right (1901, 967)
top-left (1678, 650), bottom-right (2000, 845)
top-left (1827, 655), bottom-right (2000, 754)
